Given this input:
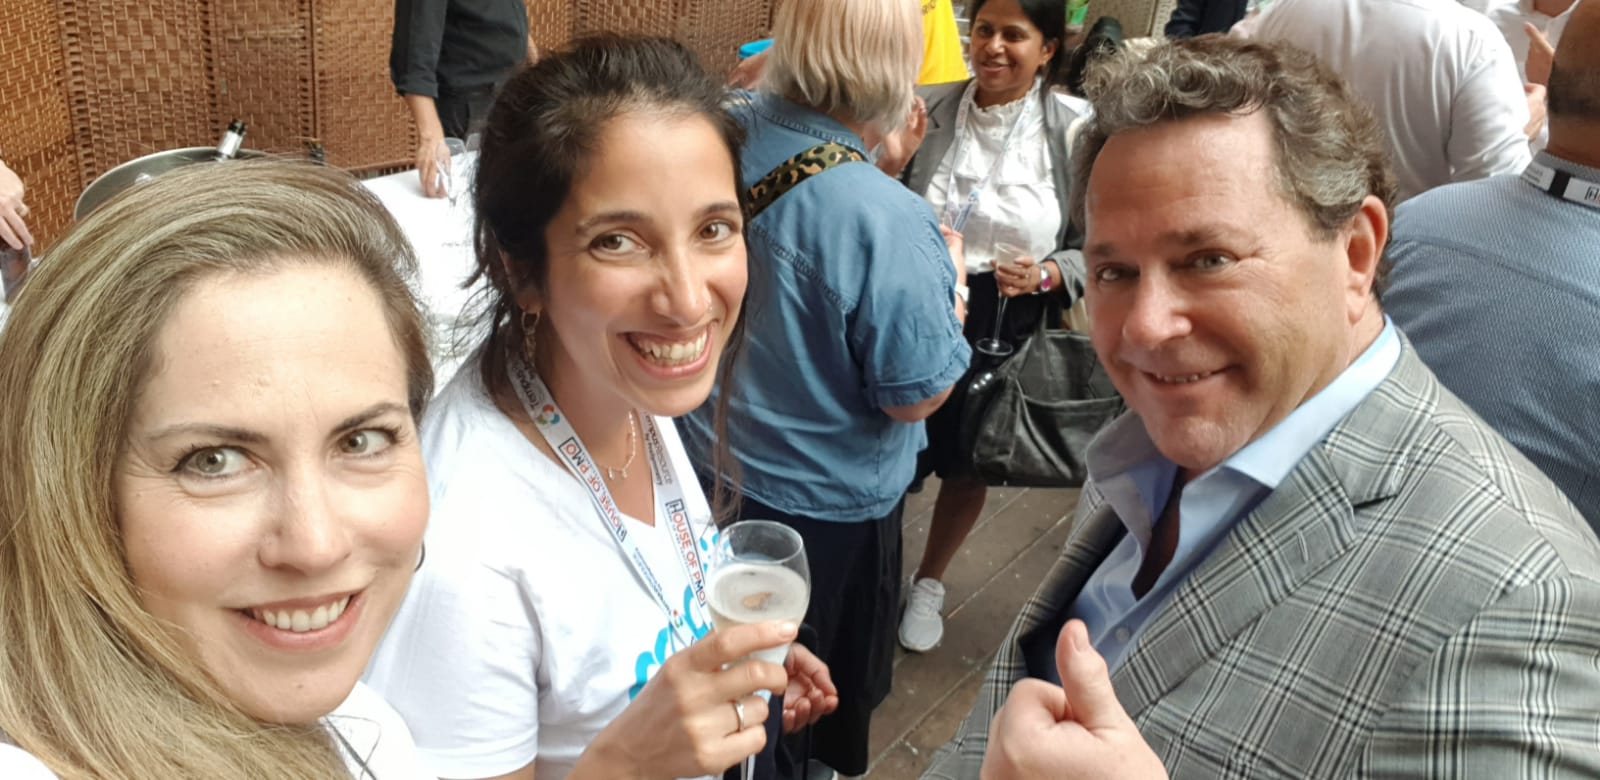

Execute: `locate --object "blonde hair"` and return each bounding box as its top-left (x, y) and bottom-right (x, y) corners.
top-left (0, 161), bottom-right (432, 778)
top-left (763, 0), bottom-right (923, 132)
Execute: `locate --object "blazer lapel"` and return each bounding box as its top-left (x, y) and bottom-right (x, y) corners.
top-left (1109, 342), bottom-right (1437, 719)
top-left (1013, 489), bottom-right (1127, 658)
top-left (904, 80), bottom-right (967, 197)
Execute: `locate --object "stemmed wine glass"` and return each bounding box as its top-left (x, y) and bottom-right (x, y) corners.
top-left (707, 520), bottom-right (811, 779)
top-left (974, 240), bottom-right (1027, 359)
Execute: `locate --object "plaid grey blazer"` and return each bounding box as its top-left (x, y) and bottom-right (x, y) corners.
top-left (924, 342), bottom-right (1600, 778)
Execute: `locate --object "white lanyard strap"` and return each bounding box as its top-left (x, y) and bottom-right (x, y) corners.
top-left (940, 79), bottom-right (1039, 232)
top-left (1522, 160), bottom-right (1600, 211)
top-left (507, 354), bottom-right (709, 647)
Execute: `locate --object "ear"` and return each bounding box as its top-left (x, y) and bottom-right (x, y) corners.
top-left (1342, 194), bottom-right (1388, 323)
top-left (1042, 38), bottom-right (1060, 65)
top-left (499, 250), bottom-right (543, 316)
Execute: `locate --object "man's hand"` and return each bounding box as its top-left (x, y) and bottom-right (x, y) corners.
top-left (1525, 22), bottom-right (1556, 87)
top-left (980, 620), bottom-right (1168, 780)
top-left (415, 136), bottom-right (449, 199)
top-left (1524, 82), bottom-right (1549, 140)
top-left (783, 643), bottom-right (839, 733)
top-left (0, 159), bottom-right (33, 250)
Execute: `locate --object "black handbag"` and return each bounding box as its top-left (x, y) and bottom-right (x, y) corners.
top-left (956, 313), bottom-right (1125, 488)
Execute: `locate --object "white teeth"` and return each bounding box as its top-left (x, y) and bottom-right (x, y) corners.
top-left (249, 596), bottom-right (351, 633)
top-left (633, 332), bottom-right (709, 366)
top-left (1156, 372), bottom-right (1209, 385)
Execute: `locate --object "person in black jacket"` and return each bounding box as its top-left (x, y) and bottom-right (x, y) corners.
top-left (391, 0), bottom-right (528, 197)
top-left (1164, 0), bottom-right (1249, 37)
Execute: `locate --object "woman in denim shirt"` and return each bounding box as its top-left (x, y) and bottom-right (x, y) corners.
top-left (679, 0), bottom-right (971, 775)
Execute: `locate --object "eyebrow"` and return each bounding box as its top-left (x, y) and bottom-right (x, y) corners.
top-left (144, 401), bottom-right (410, 444)
top-left (1084, 225), bottom-right (1242, 261)
top-left (572, 201), bottom-right (744, 235)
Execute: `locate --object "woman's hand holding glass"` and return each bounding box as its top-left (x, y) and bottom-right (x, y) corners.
top-left (995, 253), bottom-right (1040, 298)
top-left (575, 621), bottom-right (797, 780)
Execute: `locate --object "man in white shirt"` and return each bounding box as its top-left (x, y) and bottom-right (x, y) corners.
top-left (1234, 0), bottom-right (1533, 201)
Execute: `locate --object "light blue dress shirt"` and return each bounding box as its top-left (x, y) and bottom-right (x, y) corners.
top-left (1052, 320), bottom-right (1401, 675)
top-left (679, 92), bottom-right (970, 522)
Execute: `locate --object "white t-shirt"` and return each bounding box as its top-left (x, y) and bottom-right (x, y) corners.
top-left (1235, 0), bottom-right (1532, 201)
top-left (364, 363), bottom-right (720, 780)
top-left (0, 683), bottom-right (424, 779)
top-left (925, 80), bottom-right (1064, 274)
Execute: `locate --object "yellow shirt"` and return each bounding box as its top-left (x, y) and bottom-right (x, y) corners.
top-left (920, 0), bottom-right (970, 85)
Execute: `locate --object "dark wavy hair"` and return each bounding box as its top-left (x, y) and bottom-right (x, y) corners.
top-left (468, 33), bottom-right (750, 518)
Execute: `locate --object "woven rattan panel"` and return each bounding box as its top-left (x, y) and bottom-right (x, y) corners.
top-left (59, 0), bottom-right (217, 186)
top-left (313, 0), bottom-right (412, 170)
top-left (2, 0), bottom-right (82, 250)
top-left (214, 0), bottom-right (316, 156)
top-left (572, 0), bottom-right (768, 75)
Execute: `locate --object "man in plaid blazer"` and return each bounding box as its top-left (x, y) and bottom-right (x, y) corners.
top-left (925, 35), bottom-right (1600, 780)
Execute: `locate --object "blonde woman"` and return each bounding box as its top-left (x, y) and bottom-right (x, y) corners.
top-left (0, 161), bottom-right (434, 778)
top-left (0, 159), bottom-right (791, 780)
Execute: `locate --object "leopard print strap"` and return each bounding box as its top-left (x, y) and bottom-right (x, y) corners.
top-left (746, 142), bottom-right (866, 220)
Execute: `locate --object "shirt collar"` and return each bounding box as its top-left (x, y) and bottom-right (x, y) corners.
top-left (1531, 150), bottom-right (1600, 188)
top-left (1088, 318), bottom-right (1402, 497)
top-left (743, 90), bottom-right (870, 156)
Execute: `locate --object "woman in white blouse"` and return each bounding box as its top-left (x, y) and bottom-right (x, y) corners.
top-left (896, 0), bottom-right (1089, 653)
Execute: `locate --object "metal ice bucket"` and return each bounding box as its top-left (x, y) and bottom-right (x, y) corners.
top-left (75, 147), bottom-right (268, 220)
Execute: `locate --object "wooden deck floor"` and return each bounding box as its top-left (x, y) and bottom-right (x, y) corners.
top-left (862, 480), bottom-right (1082, 778)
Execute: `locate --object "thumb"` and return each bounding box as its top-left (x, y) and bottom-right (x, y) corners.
top-left (1055, 619), bottom-right (1132, 731)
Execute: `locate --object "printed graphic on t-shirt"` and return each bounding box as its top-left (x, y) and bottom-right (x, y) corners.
top-left (629, 530), bottom-right (721, 698)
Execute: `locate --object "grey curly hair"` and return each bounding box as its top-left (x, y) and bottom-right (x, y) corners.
top-left (1069, 36), bottom-right (1396, 279)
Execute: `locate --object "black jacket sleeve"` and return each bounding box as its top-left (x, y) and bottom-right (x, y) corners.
top-left (390, 0), bottom-right (449, 98)
top-left (1164, 0), bottom-right (1207, 38)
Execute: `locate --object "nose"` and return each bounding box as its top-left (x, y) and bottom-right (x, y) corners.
top-left (1120, 273), bottom-right (1192, 349)
top-left (259, 466), bottom-right (354, 574)
top-left (652, 244), bottom-right (711, 326)
top-left (985, 35), bottom-right (1005, 55)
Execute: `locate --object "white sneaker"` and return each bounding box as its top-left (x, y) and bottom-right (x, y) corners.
top-left (898, 577), bottom-right (946, 652)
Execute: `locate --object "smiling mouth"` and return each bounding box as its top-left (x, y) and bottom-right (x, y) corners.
top-left (626, 328), bottom-right (710, 367)
top-left (243, 595), bottom-right (353, 633)
top-left (1150, 370), bottom-right (1220, 385)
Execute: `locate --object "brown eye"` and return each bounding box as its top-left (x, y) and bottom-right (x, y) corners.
top-left (591, 234), bottom-right (642, 254)
top-left (700, 220), bottom-right (736, 242)
top-left (339, 429), bottom-right (395, 457)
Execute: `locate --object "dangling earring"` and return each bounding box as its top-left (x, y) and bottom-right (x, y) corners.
top-left (415, 542), bottom-right (427, 572)
top-left (519, 309), bottom-right (540, 363)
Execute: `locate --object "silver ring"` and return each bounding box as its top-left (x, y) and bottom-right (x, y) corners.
top-left (732, 699), bottom-right (747, 732)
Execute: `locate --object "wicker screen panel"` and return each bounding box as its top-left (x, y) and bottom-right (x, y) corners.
top-left (527, 0), bottom-right (575, 52)
top-left (212, 0), bottom-right (316, 156)
top-left (313, 0), bottom-right (414, 170)
top-left (58, 0), bottom-right (217, 182)
top-left (676, 0), bottom-right (771, 76)
top-left (1, 0), bottom-right (81, 249)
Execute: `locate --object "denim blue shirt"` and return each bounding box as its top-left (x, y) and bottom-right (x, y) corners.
top-left (1036, 320), bottom-right (1401, 676)
top-left (1386, 152), bottom-right (1600, 529)
top-left (679, 92), bottom-right (971, 522)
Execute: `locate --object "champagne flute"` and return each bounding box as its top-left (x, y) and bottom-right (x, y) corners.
top-left (975, 240), bottom-right (1026, 359)
top-left (707, 520), bottom-right (810, 780)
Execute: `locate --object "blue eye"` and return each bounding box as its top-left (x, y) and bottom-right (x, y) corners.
top-left (1192, 254), bottom-right (1235, 270)
top-left (178, 446), bottom-right (249, 478)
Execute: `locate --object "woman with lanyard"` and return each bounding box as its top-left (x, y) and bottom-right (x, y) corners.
top-left (895, 0), bottom-right (1090, 653)
top-left (365, 36), bottom-right (837, 780)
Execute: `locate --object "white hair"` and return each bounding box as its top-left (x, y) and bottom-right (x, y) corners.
top-left (763, 0), bottom-right (923, 132)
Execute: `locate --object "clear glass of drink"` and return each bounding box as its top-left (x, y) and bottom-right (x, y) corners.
top-left (707, 520), bottom-right (809, 780)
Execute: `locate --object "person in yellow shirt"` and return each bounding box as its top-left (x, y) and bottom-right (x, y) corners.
top-left (921, 0), bottom-right (971, 84)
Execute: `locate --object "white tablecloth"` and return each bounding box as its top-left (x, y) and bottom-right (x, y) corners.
top-left (361, 154), bottom-right (487, 388)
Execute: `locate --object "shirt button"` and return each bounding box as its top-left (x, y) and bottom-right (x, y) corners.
top-left (1114, 627), bottom-right (1132, 643)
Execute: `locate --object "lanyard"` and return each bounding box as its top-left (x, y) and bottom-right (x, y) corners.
top-left (1522, 159), bottom-right (1600, 211)
top-left (507, 354), bottom-right (709, 648)
top-left (939, 79), bottom-right (1039, 233)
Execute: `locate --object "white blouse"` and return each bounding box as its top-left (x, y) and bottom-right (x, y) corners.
top-left (925, 79), bottom-right (1062, 274)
